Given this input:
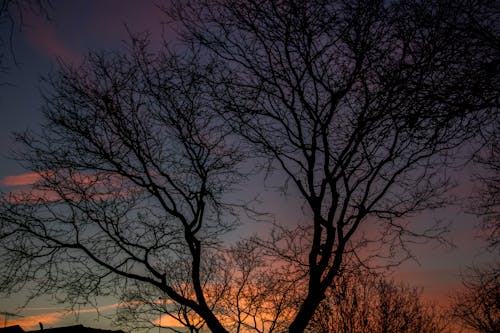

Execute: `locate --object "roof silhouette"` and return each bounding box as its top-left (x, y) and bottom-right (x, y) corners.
top-left (0, 325), bottom-right (125, 333)
top-left (0, 326), bottom-right (24, 333)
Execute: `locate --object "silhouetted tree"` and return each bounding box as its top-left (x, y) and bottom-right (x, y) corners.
top-left (309, 268), bottom-right (451, 333)
top-left (170, 0), bottom-right (499, 331)
top-left (450, 264), bottom-right (500, 333)
top-left (0, 39), bottom-right (243, 333)
top-left (0, 1), bottom-right (499, 332)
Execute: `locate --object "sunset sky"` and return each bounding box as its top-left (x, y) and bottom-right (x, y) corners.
top-left (0, 0), bottom-right (496, 331)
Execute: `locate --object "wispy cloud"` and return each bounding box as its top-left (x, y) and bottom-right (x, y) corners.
top-left (5, 303), bottom-right (122, 330)
top-left (0, 172), bottom-right (42, 186)
top-left (1, 170), bottom-right (136, 204)
top-left (23, 11), bottom-right (81, 64)
top-left (152, 314), bottom-right (188, 329)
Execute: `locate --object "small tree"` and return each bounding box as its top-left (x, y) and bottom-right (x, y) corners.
top-left (309, 268), bottom-right (451, 333)
top-left (451, 264), bottom-right (500, 333)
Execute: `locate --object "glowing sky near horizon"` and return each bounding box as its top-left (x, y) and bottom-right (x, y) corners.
top-left (0, 1), bottom-right (496, 331)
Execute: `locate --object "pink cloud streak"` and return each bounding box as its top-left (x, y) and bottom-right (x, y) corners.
top-left (1, 170), bottom-right (136, 204)
top-left (0, 172), bottom-right (42, 186)
top-left (23, 11), bottom-right (81, 64)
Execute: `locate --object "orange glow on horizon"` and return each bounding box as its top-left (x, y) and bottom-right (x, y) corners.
top-left (153, 314), bottom-right (192, 330)
top-left (3, 303), bottom-right (125, 330)
top-left (5, 312), bottom-right (63, 330)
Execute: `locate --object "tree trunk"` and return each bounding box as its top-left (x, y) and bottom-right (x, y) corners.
top-left (288, 291), bottom-right (324, 333)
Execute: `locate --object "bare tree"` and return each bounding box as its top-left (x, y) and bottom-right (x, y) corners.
top-left (0, 38), bottom-right (243, 333)
top-left (450, 264), bottom-right (500, 333)
top-left (116, 234), bottom-right (302, 333)
top-left (0, 1), bottom-right (498, 333)
top-left (170, 0), bottom-right (499, 331)
top-left (309, 268), bottom-right (452, 333)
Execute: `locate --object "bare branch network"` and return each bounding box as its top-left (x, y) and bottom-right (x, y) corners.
top-left (0, 1), bottom-right (498, 332)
